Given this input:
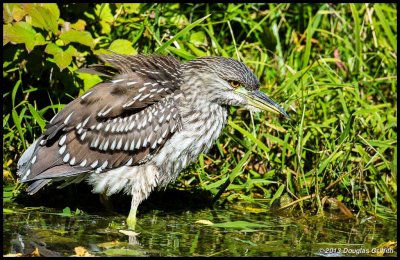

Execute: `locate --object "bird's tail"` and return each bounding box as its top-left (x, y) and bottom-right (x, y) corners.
top-left (17, 138), bottom-right (41, 182)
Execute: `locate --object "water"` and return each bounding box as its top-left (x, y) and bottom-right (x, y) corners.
top-left (3, 200), bottom-right (397, 257)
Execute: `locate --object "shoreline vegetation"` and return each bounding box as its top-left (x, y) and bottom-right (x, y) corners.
top-left (3, 3), bottom-right (397, 221)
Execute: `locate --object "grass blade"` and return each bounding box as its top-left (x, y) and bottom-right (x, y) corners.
top-left (156, 14), bottom-right (211, 53)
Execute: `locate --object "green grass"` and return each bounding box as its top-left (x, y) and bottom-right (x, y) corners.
top-left (3, 3), bottom-right (397, 220)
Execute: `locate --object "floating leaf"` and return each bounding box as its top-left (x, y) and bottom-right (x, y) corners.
top-left (195, 219), bottom-right (214, 225)
top-left (212, 220), bottom-right (270, 229)
top-left (30, 248), bottom-right (41, 257)
top-left (103, 248), bottom-right (143, 256)
top-left (2, 253), bottom-right (22, 257)
top-left (97, 240), bottom-right (125, 249)
top-left (74, 246), bottom-right (93, 257)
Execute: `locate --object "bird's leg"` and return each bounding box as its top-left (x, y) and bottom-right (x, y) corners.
top-left (127, 196), bottom-right (140, 230)
top-left (120, 195), bottom-right (141, 245)
top-left (125, 164), bottom-right (160, 230)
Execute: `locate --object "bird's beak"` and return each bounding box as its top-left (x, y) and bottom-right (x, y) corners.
top-left (236, 87), bottom-right (290, 119)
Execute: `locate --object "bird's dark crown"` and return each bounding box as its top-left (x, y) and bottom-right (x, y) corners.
top-left (183, 56), bottom-right (260, 91)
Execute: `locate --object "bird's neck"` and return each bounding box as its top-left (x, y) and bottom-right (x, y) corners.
top-left (178, 80), bottom-right (228, 139)
top-left (153, 86), bottom-right (228, 187)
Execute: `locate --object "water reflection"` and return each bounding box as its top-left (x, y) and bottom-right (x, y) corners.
top-left (3, 203), bottom-right (397, 256)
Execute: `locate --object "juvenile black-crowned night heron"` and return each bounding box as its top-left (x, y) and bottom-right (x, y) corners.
top-left (17, 54), bottom-right (289, 229)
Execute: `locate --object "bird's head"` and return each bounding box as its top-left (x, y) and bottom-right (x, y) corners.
top-left (182, 56), bottom-right (289, 119)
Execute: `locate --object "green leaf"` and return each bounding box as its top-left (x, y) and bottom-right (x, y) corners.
top-left (3, 4), bottom-right (27, 23)
top-left (350, 4), bottom-right (361, 75)
top-left (317, 150), bottom-right (344, 175)
top-left (27, 103), bottom-right (46, 131)
top-left (3, 22), bottom-right (36, 51)
top-left (170, 14), bottom-right (189, 29)
top-left (269, 184), bottom-right (285, 206)
top-left (11, 78), bottom-right (21, 109)
top-left (108, 39), bottom-right (137, 55)
top-left (203, 28), bottom-right (228, 57)
top-left (228, 120), bottom-right (270, 154)
top-left (76, 73), bottom-right (103, 92)
top-left (190, 31), bottom-right (207, 46)
top-left (3, 3), bottom-right (16, 23)
top-left (378, 178), bottom-right (397, 210)
top-left (75, 208), bottom-right (81, 215)
top-left (61, 207), bottom-right (72, 217)
top-left (165, 46), bottom-right (196, 60)
top-left (45, 43), bottom-right (77, 71)
top-left (203, 175), bottom-right (229, 190)
top-left (3, 208), bottom-right (17, 214)
top-left (303, 6), bottom-right (323, 68)
top-left (229, 149), bottom-right (251, 182)
top-left (121, 3), bottom-right (141, 14)
top-left (25, 4), bottom-right (59, 34)
top-left (71, 19), bottom-right (87, 31)
top-left (12, 109), bottom-right (25, 149)
top-left (33, 32), bottom-right (46, 46)
top-left (374, 4), bottom-right (397, 52)
top-left (156, 14), bottom-right (211, 53)
top-left (186, 42), bottom-right (207, 57)
top-left (95, 3), bottom-right (114, 23)
top-left (43, 3), bottom-right (60, 21)
top-left (44, 42), bottom-right (61, 55)
top-left (337, 113), bottom-right (354, 146)
top-left (59, 29), bottom-right (95, 48)
top-left (100, 20), bottom-right (111, 34)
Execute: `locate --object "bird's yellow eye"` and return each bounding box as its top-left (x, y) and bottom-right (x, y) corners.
top-left (229, 80), bottom-right (241, 89)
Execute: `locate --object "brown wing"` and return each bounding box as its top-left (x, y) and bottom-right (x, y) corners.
top-left (17, 54), bottom-right (183, 194)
